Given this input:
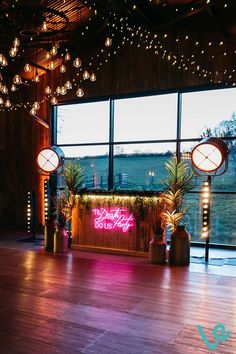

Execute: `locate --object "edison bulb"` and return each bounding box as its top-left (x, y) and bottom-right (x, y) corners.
top-left (2, 57), bottom-right (8, 66)
top-left (51, 96), bottom-right (57, 105)
top-left (0, 54), bottom-right (3, 63)
top-left (105, 37), bottom-right (112, 47)
top-left (45, 86), bottom-right (51, 95)
top-left (65, 80), bottom-right (72, 89)
top-left (90, 73), bottom-right (96, 82)
top-left (50, 46), bottom-right (57, 56)
top-left (0, 98), bottom-right (4, 105)
top-left (42, 21), bottom-right (47, 31)
top-left (33, 102), bottom-right (40, 110)
top-left (2, 86), bottom-right (8, 94)
top-left (13, 74), bottom-right (22, 84)
top-left (34, 74), bottom-right (40, 83)
top-left (5, 99), bottom-right (11, 108)
top-left (11, 84), bottom-right (17, 92)
top-left (65, 52), bottom-right (71, 61)
top-left (60, 64), bottom-right (66, 73)
top-left (9, 48), bottom-right (17, 57)
top-left (73, 57), bottom-right (81, 68)
top-left (76, 87), bottom-right (84, 97)
top-left (45, 52), bottom-right (51, 60)
top-left (60, 86), bottom-right (67, 95)
top-left (83, 70), bottom-right (90, 80)
top-left (13, 37), bottom-right (20, 47)
top-left (56, 86), bottom-right (61, 94)
top-left (49, 61), bottom-right (55, 70)
top-left (30, 108), bottom-right (36, 115)
top-left (24, 63), bottom-right (32, 72)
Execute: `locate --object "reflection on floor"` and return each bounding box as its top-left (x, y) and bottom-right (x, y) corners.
top-left (0, 230), bottom-right (236, 353)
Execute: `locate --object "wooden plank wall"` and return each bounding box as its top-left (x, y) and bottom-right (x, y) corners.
top-left (71, 197), bottom-right (162, 252)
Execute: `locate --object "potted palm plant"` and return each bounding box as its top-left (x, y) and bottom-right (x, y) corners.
top-left (61, 160), bottom-right (84, 247)
top-left (149, 197), bottom-right (167, 264)
top-left (161, 158), bottom-right (194, 265)
top-left (54, 191), bottom-right (70, 253)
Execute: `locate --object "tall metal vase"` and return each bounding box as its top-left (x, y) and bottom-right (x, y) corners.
top-left (149, 233), bottom-right (166, 264)
top-left (169, 225), bottom-right (190, 266)
top-left (54, 225), bottom-right (68, 253)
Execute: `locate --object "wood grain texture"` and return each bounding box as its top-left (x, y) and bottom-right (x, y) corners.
top-left (0, 245), bottom-right (235, 353)
top-left (72, 198), bottom-right (162, 252)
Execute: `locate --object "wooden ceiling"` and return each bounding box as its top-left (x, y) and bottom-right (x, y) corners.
top-left (0, 0), bottom-right (235, 89)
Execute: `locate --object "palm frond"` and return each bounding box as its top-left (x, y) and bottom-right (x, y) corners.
top-left (62, 161), bottom-right (84, 195)
top-left (161, 210), bottom-right (184, 231)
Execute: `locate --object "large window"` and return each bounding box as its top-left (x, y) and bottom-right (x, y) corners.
top-left (55, 86), bottom-right (236, 246)
top-left (114, 94), bottom-right (177, 141)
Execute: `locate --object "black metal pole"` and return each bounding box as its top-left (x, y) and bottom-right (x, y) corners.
top-left (205, 176), bottom-right (211, 262)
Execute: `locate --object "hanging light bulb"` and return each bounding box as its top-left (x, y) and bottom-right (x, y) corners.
top-left (60, 64), bottom-right (66, 73)
top-left (2, 86), bottom-right (8, 94)
top-left (11, 84), bottom-right (17, 92)
top-left (50, 46), bottom-right (57, 56)
top-left (83, 70), bottom-right (90, 80)
top-left (73, 57), bottom-right (81, 68)
top-left (13, 74), bottom-right (22, 85)
top-left (0, 83), bottom-right (3, 91)
top-left (42, 21), bottom-right (47, 31)
top-left (33, 102), bottom-right (40, 110)
top-left (45, 52), bottom-right (51, 60)
top-left (90, 73), bottom-right (96, 82)
top-left (34, 74), bottom-right (40, 83)
top-left (55, 42), bottom-right (60, 49)
top-left (30, 108), bottom-right (36, 115)
top-left (60, 86), bottom-right (67, 95)
top-left (0, 54), bottom-right (3, 64)
top-left (56, 86), bottom-right (61, 94)
top-left (51, 96), bottom-right (57, 105)
top-left (0, 97), bottom-right (4, 105)
top-left (2, 57), bottom-right (8, 66)
top-left (9, 48), bottom-right (17, 58)
top-left (13, 37), bottom-right (20, 47)
top-left (5, 99), bottom-right (11, 108)
top-left (45, 86), bottom-right (52, 95)
top-left (65, 52), bottom-right (71, 61)
top-left (65, 80), bottom-right (72, 89)
top-left (76, 87), bottom-right (84, 97)
top-left (105, 37), bottom-right (112, 47)
top-left (24, 63), bottom-right (32, 72)
top-left (49, 61), bottom-right (55, 70)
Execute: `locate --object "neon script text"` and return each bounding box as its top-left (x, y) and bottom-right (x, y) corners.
top-left (92, 208), bottom-right (134, 233)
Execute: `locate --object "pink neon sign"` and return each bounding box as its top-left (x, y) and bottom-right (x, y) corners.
top-left (92, 207), bottom-right (134, 233)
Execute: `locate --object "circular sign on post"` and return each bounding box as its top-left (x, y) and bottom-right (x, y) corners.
top-left (191, 137), bottom-right (228, 175)
top-left (37, 146), bottom-right (64, 174)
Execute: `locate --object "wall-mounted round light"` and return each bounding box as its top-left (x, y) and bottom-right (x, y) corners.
top-left (191, 137), bottom-right (228, 175)
top-left (37, 146), bottom-right (64, 173)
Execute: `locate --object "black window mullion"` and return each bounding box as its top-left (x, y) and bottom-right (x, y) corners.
top-left (176, 92), bottom-right (182, 161)
top-left (108, 99), bottom-right (114, 190)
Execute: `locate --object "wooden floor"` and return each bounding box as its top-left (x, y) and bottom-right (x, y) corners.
top-left (0, 246), bottom-right (236, 354)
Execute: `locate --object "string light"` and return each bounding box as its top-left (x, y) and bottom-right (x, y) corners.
top-left (27, 192), bottom-right (31, 234)
top-left (60, 64), bottom-right (66, 73)
top-left (24, 63), bottom-right (32, 73)
top-left (76, 87), bottom-right (84, 97)
top-left (13, 74), bottom-right (22, 84)
top-left (73, 57), bottom-right (82, 68)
